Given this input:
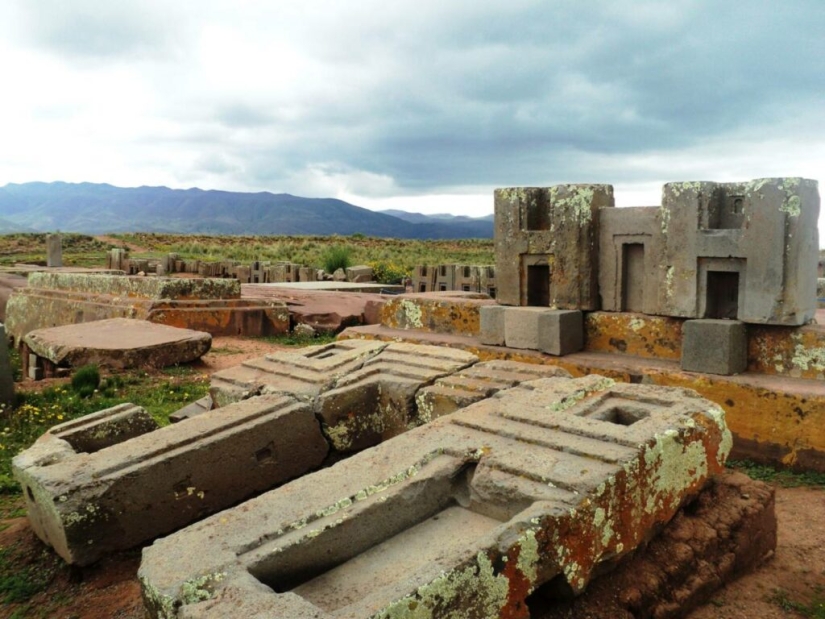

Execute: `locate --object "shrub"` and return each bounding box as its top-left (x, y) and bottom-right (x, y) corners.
top-left (321, 245), bottom-right (353, 273)
top-left (71, 364), bottom-right (100, 398)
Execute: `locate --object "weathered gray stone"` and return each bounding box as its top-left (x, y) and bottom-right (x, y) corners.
top-left (479, 304), bottom-right (506, 345)
top-left (46, 234), bottom-right (62, 267)
top-left (415, 360), bottom-right (570, 422)
top-left (209, 340), bottom-right (388, 408)
top-left (169, 395), bottom-right (213, 423)
top-left (139, 375), bottom-right (732, 619)
top-left (494, 185), bottom-right (613, 309)
top-left (0, 324), bottom-right (15, 406)
top-left (13, 395), bottom-right (329, 565)
top-left (600, 178), bottom-right (819, 325)
top-left (5, 273), bottom-right (287, 342)
top-left (681, 319), bottom-right (747, 375)
top-left (23, 319), bottom-right (212, 370)
top-left (346, 265), bottom-right (373, 283)
top-left (504, 307), bottom-right (584, 355)
top-left (316, 343), bottom-right (477, 452)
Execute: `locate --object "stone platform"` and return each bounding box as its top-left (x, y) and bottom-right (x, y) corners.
top-left (22, 318), bottom-right (212, 373)
top-left (5, 272), bottom-right (290, 342)
top-left (138, 375), bottom-right (731, 618)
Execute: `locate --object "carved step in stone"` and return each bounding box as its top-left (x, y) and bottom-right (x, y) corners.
top-left (209, 340), bottom-right (389, 407)
top-left (13, 395), bottom-right (328, 565)
top-left (139, 375), bottom-right (731, 619)
top-left (316, 343), bottom-right (478, 452)
top-left (415, 359), bottom-right (571, 423)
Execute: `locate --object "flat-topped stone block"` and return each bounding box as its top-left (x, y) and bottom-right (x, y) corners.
top-left (479, 304), bottom-right (506, 345)
top-left (23, 272), bottom-right (241, 300)
top-left (5, 281), bottom-right (288, 342)
top-left (682, 319), bottom-right (747, 375)
top-left (381, 292), bottom-right (495, 336)
top-left (13, 395), bottom-right (329, 565)
top-left (139, 375), bottom-right (731, 619)
top-left (504, 307), bottom-right (584, 355)
top-left (23, 318), bottom-right (212, 370)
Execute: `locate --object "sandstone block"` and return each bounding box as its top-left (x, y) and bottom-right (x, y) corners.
top-left (504, 307), bottom-right (583, 355)
top-left (23, 318), bottom-right (212, 370)
top-left (479, 304), bottom-right (506, 345)
top-left (681, 319), bottom-right (747, 375)
top-left (139, 375), bottom-right (731, 619)
top-left (13, 395), bottom-right (329, 565)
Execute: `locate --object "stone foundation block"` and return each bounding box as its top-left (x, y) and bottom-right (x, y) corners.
top-left (682, 319), bottom-right (747, 375)
top-left (504, 307), bottom-right (584, 355)
top-left (479, 304), bottom-right (506, 345)
top-left (13, 395), bottom-right (329, 565)
top-left (139, 375), bottom-right (731, 619)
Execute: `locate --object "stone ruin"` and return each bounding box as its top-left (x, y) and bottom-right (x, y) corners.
top-left (11, 176), bottom-right (819, 617)
top-left (413, 263), bottom-right (497, 297)
top-left (13, 339), bottom-right (742, 617)
top-left (4, 272), bottom-right (289, 344)
top-left (106, 249), bottom-right (376, 285)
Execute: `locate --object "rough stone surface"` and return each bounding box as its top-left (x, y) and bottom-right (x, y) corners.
top-left (495, 185), bottom-right (613, 309)
top-left (23, 318), bottom-right (212, 370)
top-left (479, 304), bottom-right (506, 345)
top-left (169, 396), bottom-right (213, 423)
top-left (531, 471), bottom-right (776, 619)
top-left (416, 360), bottom-right (570, 422)
top-left (46, 234), bottom-right (62, 268)
top-left (682, 319), bottom-right (747, 375)
top-left (139, 375), bottom-right (731, 619)
top-left (0, 323), bottom-right (15, 406)
top-left (13, 395), bottom-right (329, 566)
top-left (0, 273), bottom-right (27, 322)
top-left (600, 178), bottom-right (819, 325)
top-left (381, 292), bottom-right (495, 336)
top-left (316, 343), bottom-right (477, 452)
top-left (209, 340), bottom-right (388, 408)
top-left (5, 275), bottom-right (287, 342)
top-left (504, 307), bottom-right (584, 355)
top-left (346, 265), bottom-right (373, 283)
top-left (23, 272), bottom-right (241, 300)
top-left (243, 286), bottom-right (391, 333)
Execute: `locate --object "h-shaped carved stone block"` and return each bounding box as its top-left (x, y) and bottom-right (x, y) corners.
top-left (139, 375), bottom-right (731, 619)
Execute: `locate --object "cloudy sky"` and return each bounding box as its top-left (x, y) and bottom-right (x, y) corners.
top-left (0, 1), bottom-right (822, 226)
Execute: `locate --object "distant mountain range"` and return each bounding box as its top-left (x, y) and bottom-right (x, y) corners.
top-left (0, 182), bottom-right (493, 239)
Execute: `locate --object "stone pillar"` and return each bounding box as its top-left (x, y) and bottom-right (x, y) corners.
top-left (46, 234), bottom-right (62, 268)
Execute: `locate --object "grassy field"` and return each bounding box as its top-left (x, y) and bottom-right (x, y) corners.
top-left (0, 232), bottom-right (495, 283)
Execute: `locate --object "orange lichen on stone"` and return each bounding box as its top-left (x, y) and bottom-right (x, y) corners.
top-left (380, 294), bottom-right (494, 336)
top-left (748, 323), bottom-right (825, 380)
top-left (584, 312), bottom-right (683, 360)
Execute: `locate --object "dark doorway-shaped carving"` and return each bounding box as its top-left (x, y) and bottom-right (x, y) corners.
top-left (706, 271), bottom-right (739, 319)
top-left (527, 264), bottom-right (550, 306)
top-left (621, 243), bottom-right (645, 312)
